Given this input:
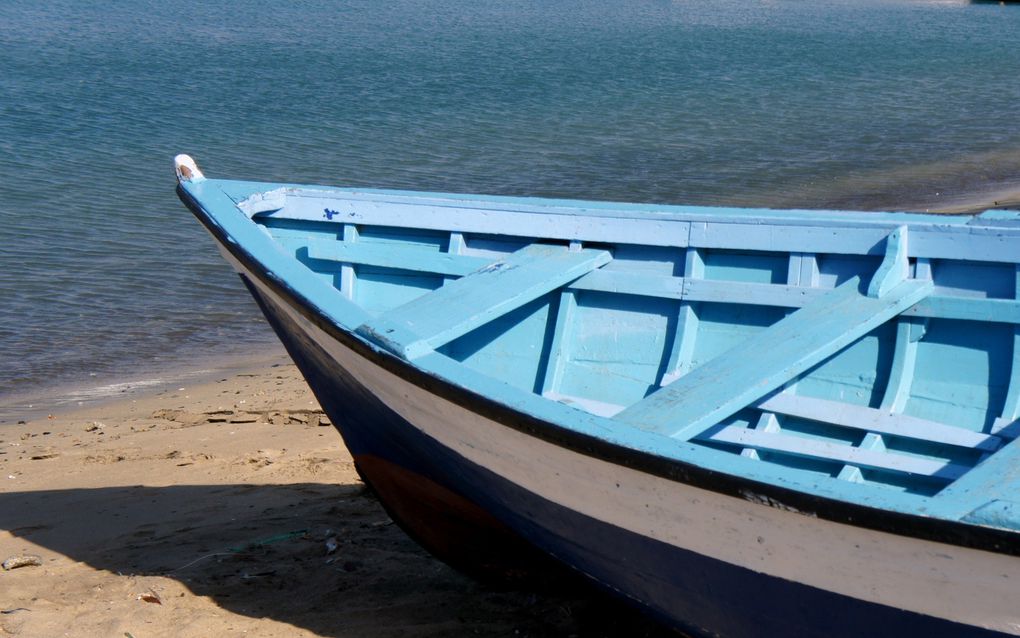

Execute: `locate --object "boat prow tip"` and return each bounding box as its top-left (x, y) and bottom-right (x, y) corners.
top-left (174, 154), bottom-right (205, 183)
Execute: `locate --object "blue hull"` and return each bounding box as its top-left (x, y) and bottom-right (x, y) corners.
top-left (247, 276), bottom-right (1004, 638)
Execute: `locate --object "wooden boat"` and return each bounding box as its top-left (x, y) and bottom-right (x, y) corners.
top-left (175, 154), bottom-right (1020, 637)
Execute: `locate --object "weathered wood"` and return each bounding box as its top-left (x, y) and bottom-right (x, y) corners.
top-left (356, 244), bottom-right (611, 359)
top-left (993, 265), bottom-right (1020, 436)
top-left (307, 238), bottom-right (490, 277)
top-left (339, 224), bottom-right (359, 300)
top-left (836, 432), bottom-right (887, 483)
top-left (704, 427), bottom-right (967, 481)
top-left (660, 248), bottom-right (704, 386)
top-left (757, 392), bottom-right (1001, 452)
top-left (567, 273), bottom-right (1020, 323)
top-left (615, 277), bottom-right (934, 439)
top-left (868, 226), bottom-right (909, 298)
top-left (539, 291), bottom-right (578, 396)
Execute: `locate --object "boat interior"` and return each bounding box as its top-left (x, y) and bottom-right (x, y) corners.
top-left (205, 179), bottom-right (1020, 525)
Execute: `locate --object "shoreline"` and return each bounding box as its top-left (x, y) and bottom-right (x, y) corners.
top-left (0, 359), bottom-right (671, 637)
top-left (0, 345), bottom-right (290, 425)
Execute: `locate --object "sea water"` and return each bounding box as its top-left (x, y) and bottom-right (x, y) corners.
top-left (2, 0), bottom-right (1019, 418)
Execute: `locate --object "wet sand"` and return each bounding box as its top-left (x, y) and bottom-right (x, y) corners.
top-left (0, 362), bottom-right (675, 637)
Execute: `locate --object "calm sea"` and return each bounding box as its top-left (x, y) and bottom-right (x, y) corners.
top-left (2, 0), bottom-right (1019, 419)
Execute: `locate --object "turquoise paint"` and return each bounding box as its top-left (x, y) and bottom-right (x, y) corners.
top-left (181, 172), bottom-right (1020, 529)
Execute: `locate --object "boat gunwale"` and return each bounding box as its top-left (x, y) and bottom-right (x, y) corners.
top-left (241, 184), bottom-right (1015, 229)
top-left (178, 178), bottom-right (1020, 558)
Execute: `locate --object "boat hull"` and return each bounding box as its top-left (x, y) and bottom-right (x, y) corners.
top-left (234, 262), bottom-right (1019, 638)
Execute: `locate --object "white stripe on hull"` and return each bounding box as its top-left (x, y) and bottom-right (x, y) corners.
top-left (236, 259), bottom-right (1020, 635)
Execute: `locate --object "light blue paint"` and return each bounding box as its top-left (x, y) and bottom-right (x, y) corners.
top-left (182, 171), bottom-right (1020, 529)
top-left (617, 278), bottom-right (933, 440)
top-left (356, 245), bottom-right (611, 359)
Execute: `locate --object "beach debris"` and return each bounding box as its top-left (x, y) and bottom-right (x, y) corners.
top-left (29, 452), bottom-right (58, 461)
top-left (318, 414), bottom-right (332, 427)
top-left (324, 537), bottom-right (339, 555)
top-left (136, 589), bottom-right (162, 605)
top-left (0, 608), bottom-right (29, 615)
top-left (84, 421), bottom-right (105, 432)
top-left (2, 554), bottom-right (42, 571)
top-left (223, 529), bottom-right (310, 555)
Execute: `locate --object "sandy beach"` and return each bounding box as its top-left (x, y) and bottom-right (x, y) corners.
top-left (0, 361), bottom-right (674, 638)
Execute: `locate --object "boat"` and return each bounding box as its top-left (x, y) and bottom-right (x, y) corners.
top-left (174, 154), bottom-right (1020, 637)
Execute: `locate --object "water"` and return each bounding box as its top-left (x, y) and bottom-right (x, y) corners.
top-left (2, 0), bottom-right (1019, 418)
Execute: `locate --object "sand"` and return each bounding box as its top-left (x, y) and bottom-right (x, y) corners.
top-left (0, 361), bottom-right (675, 638)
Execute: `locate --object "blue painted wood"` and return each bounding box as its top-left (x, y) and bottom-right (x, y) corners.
top-left (356, 244), bottom-right (612, 360)
top-left (339, 224), bottom-right (359, 299)
top-left (929, 433), bottom-right (1020, 517)
top-left (183, 169), bottom-right (1020, 531)
top-left (660, 248), bottom-right (704, 385)
top-left (739, 411), bottom-right (780, 460)
top-left (868, 226), bottom-right (909, 298)
top-left (879, 318), bottom-right (926, 413)
top-left (837, 432), bottom-right (886, 483)
top-left (307, 238), bottom-right (490, 277)
top-left (566, 272), bottom-right (1020, 324)
top-left (993, 265), bottom-right (1020, 435)
top-left (757, 392), bottom-right (1001, 452)
top-left (568, 270), bottom-right (685, 298)
top-left (905, 296), bottom-right (1020, 324)
top-left (539, 291), bottom-right (578, 397)
top-left (704, 426), bottom-right (968, 481)
top-left (615, 278), bottom-right (934, 439)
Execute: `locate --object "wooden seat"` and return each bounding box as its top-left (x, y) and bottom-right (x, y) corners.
top-left (615, 277), bottom-right (934, 440)
top-left (755, 392), bottom-right (1003, 453)
top-left (356, 243), bottom-right (612, 359)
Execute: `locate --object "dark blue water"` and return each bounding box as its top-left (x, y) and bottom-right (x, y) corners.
top-left (2, 0), bottom-right (1019, 416)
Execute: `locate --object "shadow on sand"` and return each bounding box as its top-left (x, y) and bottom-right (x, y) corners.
top-left (0, 481), bottom-right (676, 637)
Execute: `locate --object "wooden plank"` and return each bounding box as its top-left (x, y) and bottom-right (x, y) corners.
top-left (660, 248), bottom-right (704, 386)
top-left (356, 244), bottom-right (612, 359)
top-left (705, 427), bottom-right (967, 481)
top-left (614, 277), bottom-right (934, 439)
top-left (539, 291), bottom-right (578, 396)
top-left (757, 392), bottom-right (1002, 452)
top-left (568, 270), bottom-right (684, 299)
top-left (570, 272), bottom-right (1020, 324)
top-left (868, 226), bottom-right (909, 298)
top-left (836, 432), bottom-right (886, 483)
top-left (993, 265), bottom-right (1020, 435)
top-left (740, 411), bottom-right (780, 460)
top-left (879, 317), bottom-right (926, 413)
top-left (307, 239), bottom-right (490, 277)
top-left (905, 296), bottom-right (1020, 324)
top-left (543, 392), bottom-right (624, 418)
top-left (339, 225), bottom-right (359, 300)
top-left (284, 194), bottom-right (694, 247)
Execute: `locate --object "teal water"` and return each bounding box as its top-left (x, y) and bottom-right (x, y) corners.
top-left (2, 0), bottom-right (1019, 417)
